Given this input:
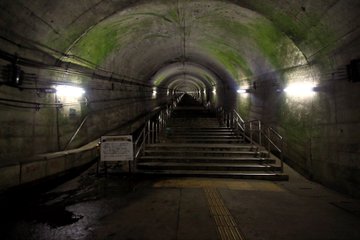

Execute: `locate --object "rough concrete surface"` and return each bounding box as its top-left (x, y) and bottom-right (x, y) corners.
top-left (1, 163), bottom-right (359, 240)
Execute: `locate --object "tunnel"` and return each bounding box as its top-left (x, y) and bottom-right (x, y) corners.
top-left (0, 1), bottom-right (360, 239)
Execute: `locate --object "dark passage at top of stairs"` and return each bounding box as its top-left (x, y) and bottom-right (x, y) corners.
top-left (171, 94), bottom-right (216, 119)
top-left (137, 94), bottom-right (288, 181)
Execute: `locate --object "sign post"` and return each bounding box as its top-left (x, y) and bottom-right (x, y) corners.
top-left (98, 135), bottom-right (134, 175)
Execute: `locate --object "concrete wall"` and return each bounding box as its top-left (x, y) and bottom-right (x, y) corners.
top-left (0, 50), bottom-right (174, 191)
top-left (235, 49), bottom-right (360, 197)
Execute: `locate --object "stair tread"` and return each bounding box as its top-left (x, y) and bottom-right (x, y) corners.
top-left (146, 143), bottom-right (256, 148)
top-left (166, 127), bottom-right (231, 130)
top-left (167, 132), bottom-right (238, 136)
top-left (168, 136), bottom-right (240, 138)
top-left (138, 162), bottom-right (275, 167)
top-left (145, 150), bottom-right (258, 154)
top-left (141, 156), bottom-right (267, 160)
top-left (136, 170), bottom-right (287, 176)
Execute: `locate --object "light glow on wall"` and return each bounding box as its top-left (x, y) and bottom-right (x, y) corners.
top-left (284, 82), bottom-right (316, 97)
top-left (237, 89), bottom-right (247, 94)
top-left (55, 85), bottom-right (85, 97)
top-left (152, 87), bottom-right (157, 98)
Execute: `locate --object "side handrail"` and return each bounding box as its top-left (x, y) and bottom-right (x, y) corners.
top-left (265, 127), bottom-right (284, 171)
top-left (133, 94), bottom-right (184, 169)
top-left (221, 108), bottom-right (284, 172)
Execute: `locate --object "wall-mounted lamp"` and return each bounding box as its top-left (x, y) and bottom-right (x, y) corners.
top-left (152, 87), bottom-right (157, 97)
top-left (237, 88), bottom-right (250, 94)
top-left (283, 82), bottom-right (316, 97)
top-left (55, 85), bottom-right (85, 97)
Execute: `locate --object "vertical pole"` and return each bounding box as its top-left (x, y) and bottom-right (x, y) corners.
top-left (156, 121), bottom-right (159, 143)
top-left (152, 121), bottom-right (155, 144)
top-left (147, 121), bottom-right (151, 144)
top-left (267, 128), bottom-right (271, 158)
top-left (281, 140), bottom-right (284, 172)
top-left (250, 122), bottom-right (253, 144)
top-left (242, 122), bottom-right (246, 141)
top-left (227, 113), bottom-right (230, 128)
top-left (258, 121), bottom-right (262, 145)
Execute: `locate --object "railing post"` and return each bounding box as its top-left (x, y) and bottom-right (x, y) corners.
top-left (280, 139), bottom-right (284, 172)
top-left (147, 121), bottom-right (151, 144)
top-left (227, 112), bottom-right (230, 128)
top-left (250, 122), bottom-right (253, 144)
top-left (258, 121), bottom-right (262, 145)
top-left (157, 120), bottom-right (160, 143)
top-left (267, 128), bottom-right (271, 157)
top-left (152, 121), bottom-right (155, 144)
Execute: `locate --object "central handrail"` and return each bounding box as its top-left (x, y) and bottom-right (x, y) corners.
top-left (217, 108), bottom-right (284, 172)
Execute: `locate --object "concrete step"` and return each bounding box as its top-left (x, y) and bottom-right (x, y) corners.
top-left (135, 170), bottom-right (289, 181)
top-left (166, 132), bottom-right (237, 137)
top-left (137, 162), bottom-right (281, 171)
top-left (140, 156), bottom-right (274, 164)
top-left (167, 127), bottom-right (231, 131)
top-left (144, 150), bottom-right (262, 157)
top-left (145, 143), bottom-right (259, 151)
top-left (165, 138), bottom-right (245, 144)
top-left (168, 135), bottom-right (243, 140)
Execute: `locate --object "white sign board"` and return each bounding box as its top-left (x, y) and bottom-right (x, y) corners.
top-left (100, 135), bottom-right (134, 162)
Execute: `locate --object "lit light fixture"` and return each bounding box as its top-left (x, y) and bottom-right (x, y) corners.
top-left (237, 89), bottom-right (248, 94)
top-left (212, 88), bottom-right (216, 94)
top-left (283, 82), bottom-right (316, 97)
top-left (152, 87), bottom-right (157, 97)
top-left (55, 85), bottom-right (85, 97)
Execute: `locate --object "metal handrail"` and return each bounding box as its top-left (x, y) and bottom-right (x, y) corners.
top-left (133, 94), bottom-right (184, 170)
top-left (219, 108), bottom-right (284, 172)
top-left (269, 127), bottom-right (283, 139)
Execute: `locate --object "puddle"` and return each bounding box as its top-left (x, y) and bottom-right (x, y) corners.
top-left (24, 205), bottom-right (83, 228)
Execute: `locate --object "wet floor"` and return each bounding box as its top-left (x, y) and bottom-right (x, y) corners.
top-left (1, 164), bottom-right (360, 240)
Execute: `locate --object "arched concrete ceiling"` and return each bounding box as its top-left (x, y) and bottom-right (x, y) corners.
top-left (0, 0), bottom-right (358, 89)
top-left (151, 62), bottom-right (217, 88)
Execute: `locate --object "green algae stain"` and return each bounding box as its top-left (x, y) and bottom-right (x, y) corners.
top-left (199, 15), bottom-right (301, 72)
top-left (248, 20), bottom-right (287, 69)
top-left (68, 25), bottom-right (123, 66)
top-left (200, 38), bottom-right (252, 80)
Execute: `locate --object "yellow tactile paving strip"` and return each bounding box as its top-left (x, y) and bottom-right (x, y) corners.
top-left (153, 178), bottom-right (284, 192)
top-left (153, 178), bottom-right (284, 240)
top-left (204, 188), bottom-right (245, 240)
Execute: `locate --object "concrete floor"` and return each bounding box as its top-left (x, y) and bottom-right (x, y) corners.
top-left (1, 164), bottom-right (360, 240)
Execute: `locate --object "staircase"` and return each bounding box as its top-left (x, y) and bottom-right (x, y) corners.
top-left (136, 94), bottom-right (288, 181)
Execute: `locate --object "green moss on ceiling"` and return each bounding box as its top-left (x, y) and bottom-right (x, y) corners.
top-left (66, 15), bottom-right (157, 66)
top-left (69, 24), bottom-right (129, 66)
top-left (200, 15), bottom-right (302, 75)
top-left (248, 20), bottom-right (287, 68)
top-left (54, 2), bottom-right (310, 79)
top-left (248, 1), bottom-right (337, 60)
top-left (201, 39), bottom-right (252, 80)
